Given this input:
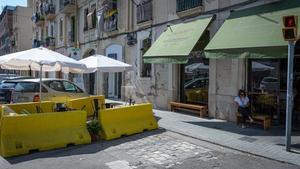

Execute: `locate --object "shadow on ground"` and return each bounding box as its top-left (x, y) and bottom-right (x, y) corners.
top-left (184, 121), bottom-right (300, 137)
top-left (5, 128), bottom-right (166, 164)
top-left (170, 109), bottom-right (300, 137)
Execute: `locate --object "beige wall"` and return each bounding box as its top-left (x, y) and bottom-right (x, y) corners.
top-left (12, 6), bottom-right (33, 52)
top-left (206, 0), bottom-right (280, 121)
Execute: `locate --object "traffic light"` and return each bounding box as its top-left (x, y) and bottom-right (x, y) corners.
top-left (282, 15), bottom-right (298, 41)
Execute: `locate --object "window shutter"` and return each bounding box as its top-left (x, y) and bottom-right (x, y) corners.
top-left (87, 11), bottom-right (93, 29)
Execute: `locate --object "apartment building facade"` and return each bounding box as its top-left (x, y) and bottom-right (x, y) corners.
top-left (0, 6), bottom-right (15, 56)
top-left (0, 6), bottom-right (33, 55)
top-left (30, 0), bottom-right (300, 124)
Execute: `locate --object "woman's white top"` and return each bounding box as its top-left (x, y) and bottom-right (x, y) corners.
top-left (234, 96), bottom-right (249, 108)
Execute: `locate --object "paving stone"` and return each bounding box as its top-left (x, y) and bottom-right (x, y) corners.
top-left (154, 109), bottom-right (300, 166)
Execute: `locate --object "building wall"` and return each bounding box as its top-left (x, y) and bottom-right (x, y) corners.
top-left (26, 0), bottom-right (282, 121)
top-left (0, 6), bottom-right (15, 55)
top-left (206, 0), bottom-right (280, 121)
top-left (12, 6), bottom-right (33, 52)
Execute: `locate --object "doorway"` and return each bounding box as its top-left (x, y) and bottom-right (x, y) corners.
top-left (82, 49), bottom-right (96, 94)
top-left (105, 44), bottom-right (122, 99)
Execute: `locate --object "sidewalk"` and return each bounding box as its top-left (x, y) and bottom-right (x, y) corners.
top-left (154, 109), bottom-right (300, 166)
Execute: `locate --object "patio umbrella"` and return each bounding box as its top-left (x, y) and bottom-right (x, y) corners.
top-left (79, 55), bottom-right (132, 73)
top-left (79, 55), bottom-right (132, 94)
top-left (0, 47), bottom-right (87, 101)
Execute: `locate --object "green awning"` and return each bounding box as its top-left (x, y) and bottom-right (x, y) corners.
top-left (205, 0), bottom-right (300, 59)
top-left (143, 16), bottom-right (213, 64)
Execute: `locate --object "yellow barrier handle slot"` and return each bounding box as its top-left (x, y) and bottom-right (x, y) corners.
top-left (81, 105), bottom-right (86, 111)
top-left (93, 99), bottom-right (99, 120)
top-left (36, 106), bottom-right (43, 113)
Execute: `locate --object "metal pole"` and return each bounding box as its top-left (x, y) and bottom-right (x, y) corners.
top-left (286, 41), bottom-right (295, 151)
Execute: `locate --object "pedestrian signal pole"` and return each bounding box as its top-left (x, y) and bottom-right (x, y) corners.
top-left (282, 15), bottom-right (297, 151)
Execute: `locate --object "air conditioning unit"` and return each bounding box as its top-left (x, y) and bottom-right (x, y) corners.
top-left (127, 32), bottom-right (137, 46)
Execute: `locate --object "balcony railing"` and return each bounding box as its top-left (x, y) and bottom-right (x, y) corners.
top-left (104, 13), bottom-right (118, 32)
top-left (32, 39), bottom-right (43, 48)
top-left (68, 31), bottom-right (75, 44)
top-left (137, 0), bottom-right (152, 24)
top-left (176, 0), bottom-right (202, 12)
top-left (60, 0), bottom-right (76, 14)
top-left (45, 37), bottom-right (55, 48)
top-left (31, 12), bottom-right (45, 27)
top-left (45, 3), bottom-right (56, 20)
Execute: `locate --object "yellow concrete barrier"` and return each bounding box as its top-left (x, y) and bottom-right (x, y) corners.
top-left (1, 101), bottom-right (55, 114)
top-left (0, 110), bottom-right (91, 157)
top-left (67, 95), bottom-right (105, 117)
top-left (99, 103), bottom-right (158, 140)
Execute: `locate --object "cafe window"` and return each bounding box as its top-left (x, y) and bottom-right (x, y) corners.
top-left (248, 59), bottom-right (287, 123)
top-left (141, 38), bottom-right (152, 77)
top-left (181, 56), bottom-right (209, 105)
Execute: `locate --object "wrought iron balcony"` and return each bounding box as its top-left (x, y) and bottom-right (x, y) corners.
top-left (60, 0), bottom-right (76, 14)
top-left (31, 12), bottom-right (45, 27)
top-left (45, 3), bottom-right (56, 21)
top-left (137, 0), bottom-right (152, 24)
top-left (176, 0), bottom-right (202, 12)
top-left (104, 12), bottom-right (118, 32)
top-left (32, 39), bottom-right (43, 48)
top-left (45, 37), bottom-right (55, 48)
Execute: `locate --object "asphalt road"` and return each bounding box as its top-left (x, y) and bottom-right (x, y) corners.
top-left (0, 129), bottom-right (299, 169)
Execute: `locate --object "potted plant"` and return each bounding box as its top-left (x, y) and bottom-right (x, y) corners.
top-left (87, 120), bottom-right (101, 142)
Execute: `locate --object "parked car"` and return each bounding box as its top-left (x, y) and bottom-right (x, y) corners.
top-left (184, 78), bottom-right (209, 104)
top-left (0, 76), bottom-right (33, 104)
top-left (259, 77), bottom-right (279, 92)
top-left (1, 78), bottom-right (89, 103)
top-left (0, 75), bottom-right (33, 84)
top-left (0, 87), bottom-right (14, 104)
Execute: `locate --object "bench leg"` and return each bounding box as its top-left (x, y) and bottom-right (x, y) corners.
top-left (199, 108), bottom-right (207, 118)
top-left (170, 106), bottom-right (174, 112)
top-left (264, 119), bottom-right (271, 130)
top-left (236, 117), bottom-right (240, 126)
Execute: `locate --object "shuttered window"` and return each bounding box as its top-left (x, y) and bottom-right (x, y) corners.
top-left (137, 0), bottom-right (152, 23)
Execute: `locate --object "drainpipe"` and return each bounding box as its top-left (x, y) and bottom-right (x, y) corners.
top-left (75, 0), bottom-right (79, 49)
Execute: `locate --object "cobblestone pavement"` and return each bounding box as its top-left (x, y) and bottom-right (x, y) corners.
top-left (154, 109), bottom-right (300, 166)
top-left (0, 130), bottom-right (299, 169)
top-left (110, 133), bottom-right (212, 167)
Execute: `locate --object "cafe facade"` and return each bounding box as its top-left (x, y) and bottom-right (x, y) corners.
top-left (143, 0), bottom-right (300, 128)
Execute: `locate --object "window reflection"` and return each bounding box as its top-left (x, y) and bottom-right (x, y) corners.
top-left (249, 59), bottom-right (285, 123)
top-left (182, 57), bottom-right (209, 105)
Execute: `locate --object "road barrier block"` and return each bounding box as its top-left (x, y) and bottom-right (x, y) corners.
top-left (67, 95), bottom-right (105, 117)
top-left (99, 103), bottom-right (158, 140)
top-left (2, 101), bottom-right (55, 114)
top-left (0, 110), bottom-right (91, 157)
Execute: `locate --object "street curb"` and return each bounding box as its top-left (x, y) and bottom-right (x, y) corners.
top-left (162, 127), bottom-right (299, 167)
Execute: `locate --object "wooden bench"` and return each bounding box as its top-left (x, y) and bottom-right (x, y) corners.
top-left (170, 102), bottom-right (208, 117)
top-left (236, 113), bottom-right (271, 130)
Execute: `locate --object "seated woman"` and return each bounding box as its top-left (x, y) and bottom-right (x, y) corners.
top-left (234, 89), bottom-right (254, 128)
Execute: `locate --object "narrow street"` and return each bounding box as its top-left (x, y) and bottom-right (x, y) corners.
top-left (1, 130), bottom-right (298, 169)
